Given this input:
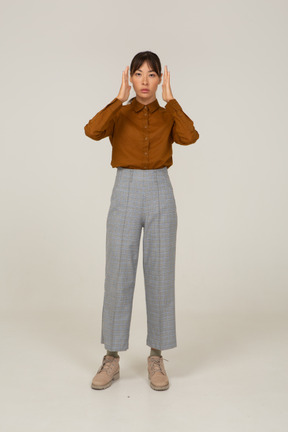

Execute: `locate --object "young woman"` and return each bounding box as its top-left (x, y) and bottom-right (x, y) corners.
top-left (84, 51), bottom-right (199, 391)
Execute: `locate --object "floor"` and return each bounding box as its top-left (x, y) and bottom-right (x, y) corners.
top-left (1, 309), bottom-right (287, 431)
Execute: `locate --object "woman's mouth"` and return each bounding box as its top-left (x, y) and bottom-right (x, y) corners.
top-left (141, 89), bottom-right (149, 92)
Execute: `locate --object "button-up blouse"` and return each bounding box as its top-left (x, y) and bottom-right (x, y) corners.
top-left (84, 96), bottom-right (199, 169)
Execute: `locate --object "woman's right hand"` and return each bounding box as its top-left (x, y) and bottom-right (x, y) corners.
top-left (116, 66), bottom-right (131, 103)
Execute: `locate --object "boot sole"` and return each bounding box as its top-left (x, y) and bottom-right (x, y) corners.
top-left (91, 372), bottom-right (120, 390)
top-left (149, 380), bottom-right (170, 391)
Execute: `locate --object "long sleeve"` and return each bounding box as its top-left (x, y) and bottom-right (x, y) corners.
top-left (84, 97), bottom-right (123, 141)
top-left (165, 99), bottom-right (199, 145)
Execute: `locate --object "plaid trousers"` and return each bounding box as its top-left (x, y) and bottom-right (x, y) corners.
top-left (101, 167), bottom-right (178, 351)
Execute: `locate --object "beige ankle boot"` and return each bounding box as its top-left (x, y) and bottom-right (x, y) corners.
top-left (147, 355), bottom-right (169, 391)
top-left (91, 355), bottom-right (120, 390)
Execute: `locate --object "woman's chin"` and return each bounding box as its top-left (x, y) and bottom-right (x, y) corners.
top-left (136, 91), bottom-right (156, 100)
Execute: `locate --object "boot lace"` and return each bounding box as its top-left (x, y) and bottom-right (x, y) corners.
top-left (97, 356), bottom-right (117, 374)
top-left (149, 357), bottom-right (168, 376)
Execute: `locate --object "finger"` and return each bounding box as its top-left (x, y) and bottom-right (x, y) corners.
top-left (125, 66), bottom-right (129, 82)
top-left (123, 68), bottom-right (128, 84)
top-left (165, 65), bottom-right (168, 83)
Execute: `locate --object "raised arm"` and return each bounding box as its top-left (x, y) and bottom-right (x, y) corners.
top-left (84, 97), bottom-right (123, 141)
top-left (162, 65), bottom-right (199, 145)
top-left (84, 66), bottom-right (131, 141)
top-left (165, 99), bottom-right (200, 145)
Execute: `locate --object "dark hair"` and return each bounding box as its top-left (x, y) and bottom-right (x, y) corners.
top-left (127, 51), bottom-right (162, 104)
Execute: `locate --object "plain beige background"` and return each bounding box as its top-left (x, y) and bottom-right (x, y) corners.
top-left (1, 0), bottom-right (287, 431)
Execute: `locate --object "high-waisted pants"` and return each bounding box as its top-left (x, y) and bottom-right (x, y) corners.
top-left (101, 166), bottom-right (178, 351)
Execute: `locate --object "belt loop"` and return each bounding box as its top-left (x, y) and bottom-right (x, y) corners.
top-left (130, 168), bottom-right (133, 182)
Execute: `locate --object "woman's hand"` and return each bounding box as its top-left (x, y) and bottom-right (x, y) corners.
top-left (117, 66), bottom-right (131, 103)
top-left (162, 65), bottom-right (174, 103)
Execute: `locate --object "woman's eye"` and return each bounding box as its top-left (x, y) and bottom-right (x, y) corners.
top-left (135, 73), bottom-right (155, 77)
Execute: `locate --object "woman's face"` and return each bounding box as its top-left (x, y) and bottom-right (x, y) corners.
top-left (130, 61), bottom-right (162, 103)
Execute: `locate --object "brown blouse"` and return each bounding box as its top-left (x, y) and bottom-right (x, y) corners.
top-left (84, 97), bottom-right (199, 169)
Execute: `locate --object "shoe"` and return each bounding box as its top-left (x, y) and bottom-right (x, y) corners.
top-left (147, 355), bottom-right (169, 391)
top-left (91, 355), bottom-right (120, 390)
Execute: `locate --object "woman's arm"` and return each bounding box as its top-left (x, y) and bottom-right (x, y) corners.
top-left (165, 99), bottom-right (200, 145)
top-left (162, 65), bottom-right (199, 145)
top-left (84, 97), bottom-right (123, 140)
top-left (84, 67), bottom-right (131, 141)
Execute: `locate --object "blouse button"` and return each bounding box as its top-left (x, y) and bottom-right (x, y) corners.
top-left (145, 137), bottom-right (148, 140)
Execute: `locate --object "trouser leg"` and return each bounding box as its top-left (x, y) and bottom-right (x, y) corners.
top-left (143, 171), bottom-right (178, 350)
top-left (101, 173), bottom-right (142, 351)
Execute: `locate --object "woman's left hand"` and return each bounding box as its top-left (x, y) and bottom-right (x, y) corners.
top-left (162, 65), bottom-right (174, 103)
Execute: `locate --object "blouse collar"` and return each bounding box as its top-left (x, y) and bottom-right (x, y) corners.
top-left (131, 97), bottom-right (160, 113)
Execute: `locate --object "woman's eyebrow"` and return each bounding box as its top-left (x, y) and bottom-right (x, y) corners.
top-left (137, 69), bottom-right (155, 72)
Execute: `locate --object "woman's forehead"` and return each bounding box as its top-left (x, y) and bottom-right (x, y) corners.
top-left (136, 62), bottom-right (155, 72)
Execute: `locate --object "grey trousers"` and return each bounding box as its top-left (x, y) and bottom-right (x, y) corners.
top-left (101, 167), bottom-right (178, 351)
